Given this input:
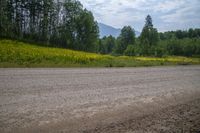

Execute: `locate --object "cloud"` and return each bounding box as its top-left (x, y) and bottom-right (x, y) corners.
top-left (79, 0), bottom-right (200, 32)
top-left (153, 0), bottom-right (185, 13)
top-left (158, 0), bottom-right (200, 31)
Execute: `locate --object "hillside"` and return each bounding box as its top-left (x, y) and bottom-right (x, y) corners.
top-left (98, 23), bottom-right (121, 38)
top-left (0, 40), bottom-right (199, 67)
top-left (98, 23), bottom-right (140, 38)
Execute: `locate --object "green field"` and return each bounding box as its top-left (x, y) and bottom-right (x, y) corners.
top-left (0, 40), bottom-right (199, 67)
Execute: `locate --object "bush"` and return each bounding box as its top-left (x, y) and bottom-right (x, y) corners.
top-left (154, 47), bottom-right (165, 57)
top-left (124, 45), bottom-right (135, 56)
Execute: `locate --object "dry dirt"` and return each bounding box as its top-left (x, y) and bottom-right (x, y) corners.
top-left (0, 66), bottom-right (200, 133)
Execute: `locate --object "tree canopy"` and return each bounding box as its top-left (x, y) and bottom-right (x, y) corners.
top-left (140, 15), bottom-right (159, 55)
top-left (0, 0), bottom-right (99, 52)
top-left (115, 26), bottom-right (136, 54)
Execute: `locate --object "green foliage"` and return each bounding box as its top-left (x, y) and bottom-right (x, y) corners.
top-left (1, 1), bottom-right (199, 59)
top-left (0, 0), bottom-right (99, 52)
top-left (154, 45), bottom-right (166, 57)
top-left (98, 35), bottom-right (116, 54)
top-left (140, 15), bottom-right (159, 55)
top-left (1, 40), bottom-right (199, 67)
top-left (157, 38), bottom-right (200, 57)
top-left (145, 15), bottom-right (153, 28)
top-left (115, 26), bottom-right (135, 54)
top-left (0, 40), bottom-right (111, 66)
top-left (0, 0), bottom-right (8, 37)
top-left (124, 45), bottom-right (135, 56)
top-left (75, 9), bottom-right (99, 52)
top-left (159, 28), bottom-right (200, 40)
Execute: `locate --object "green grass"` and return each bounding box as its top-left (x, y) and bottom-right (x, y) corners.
top-left (0, 39), bottom-right (200, 68)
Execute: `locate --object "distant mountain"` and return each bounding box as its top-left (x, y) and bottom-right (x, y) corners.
top-left (98, 23), bottom-right (140, 38)
top-left (98, 23), bottom-right (121, 38)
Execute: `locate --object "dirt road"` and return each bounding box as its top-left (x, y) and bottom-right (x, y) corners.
top-left (0, 66), bottom-right (200, 133)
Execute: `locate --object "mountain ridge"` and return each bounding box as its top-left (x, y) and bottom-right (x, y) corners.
top-left (98, 23), bottom-right (140, 38)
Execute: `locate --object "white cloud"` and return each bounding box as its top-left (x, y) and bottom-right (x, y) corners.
top-left (153, 0), bottom-right (185, 13)
top-left (79, 0), bottom-right (200, 31)
top-left (158, 0), bottom-right (200, 31)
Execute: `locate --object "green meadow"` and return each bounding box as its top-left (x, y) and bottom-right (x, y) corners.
top-left (0, 40), bottom-right (199, 68)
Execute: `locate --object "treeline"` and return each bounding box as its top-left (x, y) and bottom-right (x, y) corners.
top-left (0, 0), bottom-right (99, 52)
top-left (0, 0), bottom-right (200, 57)
top-left (159, 29), bottom-right (200, 40)
top-left (98, 15), bottom-right (200, 57)
top-left (98, 15), bottom-right (159, 56)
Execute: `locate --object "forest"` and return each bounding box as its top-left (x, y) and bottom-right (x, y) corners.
top-left (0, 0), bottom-right (200, 57)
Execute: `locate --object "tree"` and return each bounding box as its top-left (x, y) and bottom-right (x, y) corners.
top-left (58, 0), bottom-right (99, 51)
top-left (115, 26), bottom-right (135, 54)
top-left (0, 0), bottom-right (8, 38)
top-left (106, 35), bottom-right (115, 53)
top-left (99, 35), bottom-right (116, 54)
top-left (60, 0), bottom-right (82, 48)
top-left (145, 15), bottom-right (153, 28)
top-left (124, 45), bottom-right (135, 56)
top-left (39, 0), bottom-right (54, 43)
top-left (140, 15), bottom-right (158, 55)
top-left (76, 9), bottom-right (99, 52)
top-left (0, 0), bottom-right (99, 52)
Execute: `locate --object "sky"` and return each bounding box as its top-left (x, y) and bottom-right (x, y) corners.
top-left (79, 0), bottom-right (200, 32)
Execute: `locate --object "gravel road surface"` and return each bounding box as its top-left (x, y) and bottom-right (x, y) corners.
top-left (0, 66), bottom-right (200, 133)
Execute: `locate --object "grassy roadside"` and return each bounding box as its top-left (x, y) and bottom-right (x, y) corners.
top-left (0, 39), bottom-right (200, 68)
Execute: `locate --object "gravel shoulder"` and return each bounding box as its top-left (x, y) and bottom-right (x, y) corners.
top-left (0, 66), bottom-right (200, 133)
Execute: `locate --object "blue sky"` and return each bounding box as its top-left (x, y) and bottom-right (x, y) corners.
top-left (79, 0), bottom-right (200, 32)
